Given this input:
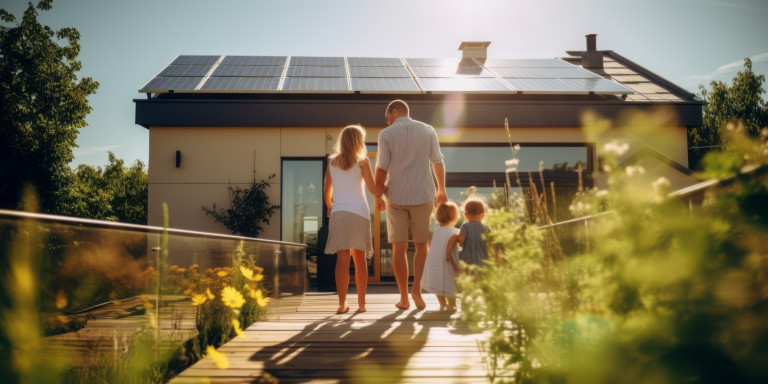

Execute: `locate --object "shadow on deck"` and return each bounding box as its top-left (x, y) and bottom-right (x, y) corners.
top-left (170, 285), bottom-right (492, 383)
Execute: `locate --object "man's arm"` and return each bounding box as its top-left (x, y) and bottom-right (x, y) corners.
top-left (432, 162), bottom-right (447, 205)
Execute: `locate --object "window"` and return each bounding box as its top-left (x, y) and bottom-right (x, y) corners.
top-left (281, 159), bottom-right (324, 251)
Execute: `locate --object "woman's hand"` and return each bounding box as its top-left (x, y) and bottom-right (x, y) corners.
top-left (374, 197), bottom-right (386, 212)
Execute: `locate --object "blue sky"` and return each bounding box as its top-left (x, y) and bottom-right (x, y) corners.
top-left (2, 0), bottom-right (767, 168)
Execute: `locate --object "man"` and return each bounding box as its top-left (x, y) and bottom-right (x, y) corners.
top-left (375, 99), bottom-right (448, 309)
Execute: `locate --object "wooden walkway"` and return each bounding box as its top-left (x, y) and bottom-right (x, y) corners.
top-left (171, 285), bottom-right (492, 383)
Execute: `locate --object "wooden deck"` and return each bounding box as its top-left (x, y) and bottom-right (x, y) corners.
top-left (170, 285), bottom-right (492, 383)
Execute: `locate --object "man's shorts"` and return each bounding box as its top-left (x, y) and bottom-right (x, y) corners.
top-left (385, 200), bottom-right (434, 243)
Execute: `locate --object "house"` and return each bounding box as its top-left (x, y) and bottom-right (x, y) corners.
top-left (134, 34), bottom-right (702, 281)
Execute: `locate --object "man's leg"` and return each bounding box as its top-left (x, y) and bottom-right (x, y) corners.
top-left (386, 201), bottom-right (410, 309)
top-left (409, 201), bottom-right (434, 309)
top-left (411, 241), bottom-right (428, 308)
top-left (392, 241), bottom-right (409, 309)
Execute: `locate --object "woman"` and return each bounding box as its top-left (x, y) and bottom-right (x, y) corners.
top-left (323, 125), bottom-right (386, 313)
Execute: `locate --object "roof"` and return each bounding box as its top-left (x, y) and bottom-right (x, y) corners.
top-left (139, 55), bottom-right (635, 96)
top-left (134, 48), bottom-right (703, 129)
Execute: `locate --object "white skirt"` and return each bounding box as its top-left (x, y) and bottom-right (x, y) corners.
top-left (324, 211), bottom-right (373, 255)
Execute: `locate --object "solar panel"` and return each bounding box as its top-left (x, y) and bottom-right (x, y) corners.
top-left (170, 55), bottom-right (221, 65)
top-left (405, 58), bottom-right (463, 67)
top-left (349, 66), bottom-right (411, 78)
top-left (159, 65), bottom-right (213, 77)
top-left (504, 78), bottom-right (633, 94)
top-left (282, 77), bottom-right (350, 92)
top-left (286, 66), bottom-right (346, 77)
top-left (491, 67), bottom-right (601, 79)
top-left (211, 65), bottom-right (285, 77)
top-left (418, 77), bottom-right (511, 92)
top-left (411, 66), bottom-right (494, 78)
top-left (290, 56), bottom-right (345, 66)
top-left (484, 58), bottom-right (573, 68)
top-left (347, 57), bottom-right (404, 67)
top-left (219, 56), bottom-right (287, 66)
top-left (140, 76), bottom-right (204, 92)
top-left (200, 77), bottom-right (280, 91)
top-left (351, 78), bottom-right (421, 93)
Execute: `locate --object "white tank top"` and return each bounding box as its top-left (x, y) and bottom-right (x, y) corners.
top-left (329, 161), bottom-right (370, 219)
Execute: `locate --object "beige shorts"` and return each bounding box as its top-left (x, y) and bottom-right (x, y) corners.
top-left (385, 200), bottom-right (434, 244)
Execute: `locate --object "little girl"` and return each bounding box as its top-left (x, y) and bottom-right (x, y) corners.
top-left (421, 202), bottom-right (461, 310)
top-left (448, 199), bottom-right (490, 268)
top-left (323, 125), bottom-right (386, 314)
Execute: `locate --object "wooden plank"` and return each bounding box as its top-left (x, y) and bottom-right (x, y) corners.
top-left (169, 286), bottom-right (494, 383)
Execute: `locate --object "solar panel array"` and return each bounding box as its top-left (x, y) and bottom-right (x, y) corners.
top-left (140, 55), bottom-right (634, 95)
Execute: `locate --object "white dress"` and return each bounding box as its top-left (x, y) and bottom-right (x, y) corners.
top-left (421, 226), bottom-right (460, 298)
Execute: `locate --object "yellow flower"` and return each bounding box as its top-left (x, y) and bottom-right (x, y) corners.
top-left (232, 318), bottom-right (245, 338)
top-left (253, 265), bottom-right (264, 274)
top-left (206, 345), bottom-right (229, 369)
top-left (55, 290), bottom-right (68, 309)
top-left (216, 270), bottom-right (228, 278)
top-left (249, 288), bottom-right (270, 307)
top-left (221, 286), bottom-right (245, 309)
top-left (191, 294), bottom-right (207, 306)
top-left (240, 266), bottom-right (254, 280)
top-left (206, 288), bottom-right (215, 300)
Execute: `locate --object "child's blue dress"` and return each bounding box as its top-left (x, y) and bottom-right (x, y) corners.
top-left (458, 221), bottom-right (490, 266)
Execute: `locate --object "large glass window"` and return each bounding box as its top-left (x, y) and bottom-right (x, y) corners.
top-left (441, 145), bottom-right (589, 172)
top-left (281, 160), bottom-right (324, 253)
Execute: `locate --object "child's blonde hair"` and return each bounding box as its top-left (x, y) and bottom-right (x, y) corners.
top-left (435, 201), bottom-right (459, 225)
top-left (463, 199), bottom-right (486, 217)
top-left (330, 125), bottom-right (367, 170)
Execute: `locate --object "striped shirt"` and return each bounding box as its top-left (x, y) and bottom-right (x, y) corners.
top-left (376, 116), bottom-right (444, 205)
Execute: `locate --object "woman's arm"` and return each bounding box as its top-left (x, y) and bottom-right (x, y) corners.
top-left (360, 158), bottom-right (387, 197)
top-left (323, 167), bottom-right (333, 217)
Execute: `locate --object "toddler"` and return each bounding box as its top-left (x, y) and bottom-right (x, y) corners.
top-left (448, 199), bottom-right (490, 268)
top-left (421, 202), bottom-right (461, 310)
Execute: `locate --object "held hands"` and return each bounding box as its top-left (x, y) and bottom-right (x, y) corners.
top-left (374, 197), bottom-right (386, 212)
top-left (436, 189), bottom-right (448, 205)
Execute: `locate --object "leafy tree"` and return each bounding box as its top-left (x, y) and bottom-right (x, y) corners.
top-left (202, 175), bottom-right (280, 238)
top-left (0, 0), bottom-right (98, 212)
top-left (689, 58), bottom-right (768, 169)
top-left (61, 152), bottom-right (148, 224)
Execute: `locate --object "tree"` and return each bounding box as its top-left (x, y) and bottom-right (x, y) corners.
top-left (0, 0), bottom-right (98, 212)
top-left (202, 175), bottom-right (280, 238)
top-left (688, 58), bottom-right (768, 169)
top-left (61, 152), bottom-right (148, 224)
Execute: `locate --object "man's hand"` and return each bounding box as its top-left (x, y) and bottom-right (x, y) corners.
top-left (374, 197), bottom-right (386, 212)
top-left (436, 189), bottom-right (448, 205)
top-left (327, 203), bottom-right (333, 217)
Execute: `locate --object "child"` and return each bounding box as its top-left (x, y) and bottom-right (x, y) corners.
top-left (323, 125), bottom-right (386, 314)
top-left (421, 202), bottom-right (461, 310)
top-left (448, 199), bottom-right (490, 269)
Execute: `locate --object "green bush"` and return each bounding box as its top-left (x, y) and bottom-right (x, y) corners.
top-left (458, 111), bottom-right (768, 383)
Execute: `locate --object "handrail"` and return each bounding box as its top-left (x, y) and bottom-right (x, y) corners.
top-left (0, 209), bottom-right (307, 248)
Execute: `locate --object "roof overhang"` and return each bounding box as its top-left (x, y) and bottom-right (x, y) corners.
top-left (134, 95), bottom-right (703, 129)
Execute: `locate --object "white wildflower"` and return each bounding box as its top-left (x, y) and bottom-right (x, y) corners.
top-left (625, 165), bottom-right (646, 177)
top-left (596, 189), bottom-right (609, 197)
top-left (603, 140), bottom-right (630, 157)
top-left (652, 177), bottom-right (671, 195)
top-left (539, 160), bottom-right (544, 172)
top-left (505, 158), bottom-right (520, 167)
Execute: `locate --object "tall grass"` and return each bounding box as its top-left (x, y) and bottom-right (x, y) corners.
top-left (458, 111), bottom-right (768, 383)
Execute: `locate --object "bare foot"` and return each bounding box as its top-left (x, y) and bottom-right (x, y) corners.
top-left (395, 302), bottom-right (409, 310)
top-left (412, 292), bottom-right (426, 309)
top-left (357, 307), bottom-right (366, 312)
top-left (336, 306), bottom-right (349, 314)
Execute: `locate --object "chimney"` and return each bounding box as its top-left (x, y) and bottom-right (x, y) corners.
top-left (581, 34), bottom-right (603, 69)
top-left (458, 41), bottom-right (491, 61)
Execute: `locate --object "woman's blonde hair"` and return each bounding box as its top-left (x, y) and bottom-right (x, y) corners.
top-left (330, 125), bottom-right (367, 170)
